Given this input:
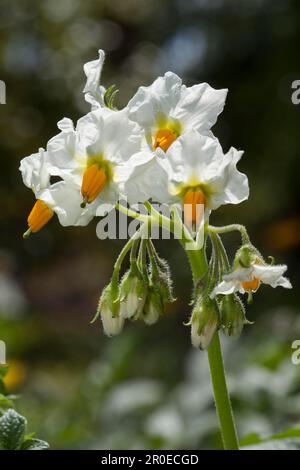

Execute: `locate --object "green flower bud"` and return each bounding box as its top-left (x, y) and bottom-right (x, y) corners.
top-left (219, 294), bottom-right (247, 338)
top-left (143, 286), bottom-right (163, 325)
top-left (150, 258), bottom-right (175, 306)
top-left (98, 283), bottom-right (124, 336)
top-left (234, 244), bottom-right (260, 269)
top-left (191, 297), bottom-right (219, 350)
top-left (119, 269), bottom-right (147, 320)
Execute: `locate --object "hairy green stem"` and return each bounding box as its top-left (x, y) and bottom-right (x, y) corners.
top-left (208, 224), bottom-right (250, 245)
top-left (187, 246), bottom-right (239, 450)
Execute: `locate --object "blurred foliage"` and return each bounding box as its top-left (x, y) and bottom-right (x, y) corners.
top-left (0, 0), bottom-right (299, 450)
top-left (0, 368), bottom-right (49, 450)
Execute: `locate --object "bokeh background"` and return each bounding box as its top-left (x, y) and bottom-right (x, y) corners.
top-left (0, 0), bottom-right (300, 449)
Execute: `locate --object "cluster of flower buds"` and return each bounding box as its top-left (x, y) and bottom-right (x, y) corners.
top-left (95, 237), bottom-right (175, 336)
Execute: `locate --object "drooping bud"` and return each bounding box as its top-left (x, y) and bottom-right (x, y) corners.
top-left (143, 287), bottom-right (163, 325)
top-left (219, 294), bottom-right (248, 338)
top-left (119, 269), bottom-right (147, 320)
top-left (190, 297), bottom-right (219, 350)
top-left (97, 283), bottom-right (124, 336)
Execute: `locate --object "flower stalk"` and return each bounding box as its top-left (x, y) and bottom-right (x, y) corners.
top-left (185, 244), bottom-right (239, 450)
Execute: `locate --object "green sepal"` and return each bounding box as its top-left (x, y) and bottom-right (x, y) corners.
top-left (219, 294), bottom-right (250, 338)
top-left (104, 84), bottom-right (119, 110)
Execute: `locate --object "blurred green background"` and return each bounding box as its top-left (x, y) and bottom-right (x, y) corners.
top-left (0, 0), bottom-right (299, 449)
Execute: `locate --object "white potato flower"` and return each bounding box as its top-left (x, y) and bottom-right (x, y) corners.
top-left (46, 107), bottom-right (142, 217)
top-left (19, 147), bottom-right (95, 236)
top-left (123, 130), bottom-right (249, 228)
top-left (127, 71), bottom-right (227, 153)
top-left (211, 263), bottom-right (292, 297)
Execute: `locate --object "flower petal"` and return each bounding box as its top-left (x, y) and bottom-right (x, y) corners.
top-left (174, 83), bottom-right (228, 133)
top-left (39, 181), bottom-right (94, 227)
top-left (208, 147), bottom-right (249, 210)
top-left (120, 151), bottom-right (171, 204)
top-left (252, 264), bottom-right (292, 289)
top-left (210, 280), bottom-right (239, 297)
top-left (19, 148), bottom-right (49, 194)
top-left (83, 49), bottom-right (106, 109)
top-left (128, 72), bottom-right (182, 129)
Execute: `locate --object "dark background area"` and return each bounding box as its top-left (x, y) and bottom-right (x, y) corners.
top-left (0, 0), bottom-right (299, 449)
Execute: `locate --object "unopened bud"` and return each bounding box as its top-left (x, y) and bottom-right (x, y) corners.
top-left (150, 258), bottom-right (175, 306)
top-left (98, 284), bottom-right (124, 336)
top-left (191, 297), bottom-right (219, 350)
top-left (143, 287), bottom-right (163, 325)
top-left (119, 269), bottom-right (147, 320)
top-left (219, 294), bottom-right (247, 338)
top-left (234, 244), bottom-right (259, 269)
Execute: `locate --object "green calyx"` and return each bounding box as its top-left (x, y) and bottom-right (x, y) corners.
top-left (119, 267), bottom-right (148, 320)
top-left (92, 281), bottom-right (120, 324)
top-left (191, 296), bottom-right (220, 350)
top-left (219, 294), bottom-right (251, 338)
top-left (234, 244), bottom-right (261, 269)
top-left (143, 285), bottom-right (164, 325)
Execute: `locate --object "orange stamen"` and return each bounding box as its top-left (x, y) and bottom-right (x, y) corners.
top-left (154, 129), bottom-right (177, 152)
top-left (81, 164), bottom-right (107, 206)
top-left (183, 188), bottom-right (206, 227)
top-left (27, 200), bottom-right (54, 234)
top-left (242, 277), bottom-right (260, 292)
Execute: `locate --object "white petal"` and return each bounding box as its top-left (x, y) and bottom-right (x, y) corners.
top-left (191, 319), bottom-right (218, 349)
top-left (83, 49), bottom-right (105, 109)
top-left (120, 151), bottom-right (172, 204)
top-left (57, 117), bottom-right (74, 132)
top-left (166, 130), bottom-right (222, 188)
top-left (165, 130), bottom-right (249, 211)
top-left (208, 147), bottom-right (249, 210)
top-left (252, 264), bottom-right (292, 289)
top-left (19, 148), bottom-right (49, 193)
top-left (210, 280), bottom-right (239, 297)
top-left (174, 83), bottom-right (228, 133)
top-left (223, 267), bottom-right (253, 282)
top-left (46, 126), bottom-right (78, 172)
top-left (86, 108), bottom-right (142, 165)
top-left (127, 72), bottom-right (182, 128)
top-left (39, 181), bottom-right (94, 227)
top-left (101, 306), bottom-right (124, 336)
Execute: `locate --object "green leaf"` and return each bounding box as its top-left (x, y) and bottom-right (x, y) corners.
top-left (21, 438), bottom-right (49, 450)
top-left (242, 439), bottom-right (300, 450)
top-left (0, 394), bottom-right (15, 412)
top-left (241, 427), bottom-right (300, 450)
top-left (0, 408), bottom-right (27, 450)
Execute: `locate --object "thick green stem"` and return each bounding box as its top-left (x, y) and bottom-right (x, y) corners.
top-left (207, 334), bottom-right (239, 450)
top-left (187, 245), bottom-right (239, 450)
